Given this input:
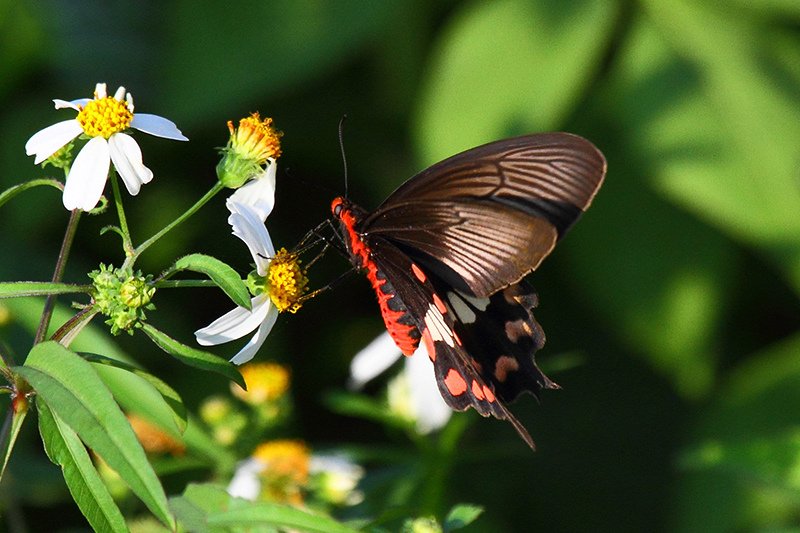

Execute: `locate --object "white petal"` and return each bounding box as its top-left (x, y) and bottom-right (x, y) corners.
top-left (54, 99), bottom-right (85, 111)
top-left (348, 332), bottom-right (403, 389)
top-left (25, 120), bottom-right (82, 164)
top-left (113, 86), bottom-right (126, 100)
top-left (406, 347), bottom-right (452, 434)
top-left (94, 83), bottom-right (107, 98)
top-left (228, 204), bottom-right (275, 275)
top-left (226, 162), bottom-right (277, 222)
top-left (195, 295), bottom-right (271, 346)
top-left (131, 113), bottom-right (188, 141)
top-left (63, 137), bottom-right (110, 211)
top-left (108, 133), bottom-right (153, 195)
top-left (229, 304), bottom-right (279, 365)
top-left (227, 458), bottom-right (263, 500)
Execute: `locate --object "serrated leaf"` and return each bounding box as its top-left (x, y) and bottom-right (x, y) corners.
top-left (172, 254), bottom-right (251, 310)
top-left (37, 399), bottom-right (128, 533)
top-left (415, 0), bottom-right (616, 163)
top-left (85, 354), bottom-right (187, 436)
top-left (15, 342), bottom-right (174, 528)
top-left (444, 503), bottom-right (484, 532)
top-left (141, 324), bottom-right (245, 388)
top-left (0, 282), bottom-right (91, 298)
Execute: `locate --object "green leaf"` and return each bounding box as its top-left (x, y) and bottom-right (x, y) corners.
top-left (444, 503), bottom-right (484, 532)
top-left (141, 324), bottom-right (245, 388)
top-left (15, 342), bottom-right (174, 528)
top-left (172, 483), bottom-right (361, 533)
top-left (37, 399), bottom-right (128, 533)
top-left (172, 253), bottom-right (251, 310)
top-left (564, 13), bottom-right (741, 398)
top-left (208, 501), bottom-right (361, 533)
top-left (674, 333), bottom-right (800, 531)
top-left (85, 354), bottom-right (187, 436)
top-left (415, 0), bottom-right (617, 163)
top-left (0, 282), bottom-right (91, 298)
top-left (324, 391), bottom-right (411, 430)
top-left (637, 0), bottom-right (800, 293)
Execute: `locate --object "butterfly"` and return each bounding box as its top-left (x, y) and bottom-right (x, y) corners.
top-left (331, 133), bottom-right (606, 448)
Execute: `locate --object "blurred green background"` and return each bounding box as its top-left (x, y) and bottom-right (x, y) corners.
top-left (1, 0), bottom-right (800, 531)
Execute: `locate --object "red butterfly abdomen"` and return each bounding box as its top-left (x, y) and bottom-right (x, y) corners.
top-left (332, 197), bottom-right (421, 355)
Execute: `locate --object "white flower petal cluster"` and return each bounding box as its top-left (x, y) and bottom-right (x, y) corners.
top-left (349, 331), bottom-right (452, 434)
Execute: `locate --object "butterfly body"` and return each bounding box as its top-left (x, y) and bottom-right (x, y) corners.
top-left (332, 133), bottom-right (606, 448)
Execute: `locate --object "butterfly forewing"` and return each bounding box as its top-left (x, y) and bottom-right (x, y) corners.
top-left (362, 133), bottom-right (606, 297)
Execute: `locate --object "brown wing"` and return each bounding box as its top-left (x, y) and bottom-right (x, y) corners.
top-left (361, 133), bottom-right (606, 297)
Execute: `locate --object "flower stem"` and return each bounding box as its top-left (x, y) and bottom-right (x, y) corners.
top-left (110, 172), bottom-right (135, 257)
top-left (34, 209), bottom-right (81, 344)
top-left (124, 182), bottom-right (224, 270)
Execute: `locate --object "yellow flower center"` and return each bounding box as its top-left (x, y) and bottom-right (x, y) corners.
top-left (77, 96), bottom-right (133, 138)
top-left (266, 249), bottom-right (308, 313)
top-left (231, 362), bottom-right (291, 404)
top-left (228, 112), bottom-right (282, 164)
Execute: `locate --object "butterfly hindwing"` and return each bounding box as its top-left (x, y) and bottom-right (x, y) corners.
top-left (362, 240), bottom-right (552, 448)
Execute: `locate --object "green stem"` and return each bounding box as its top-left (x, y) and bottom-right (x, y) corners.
top-left (110, 172), bottom-right (134, 257)
top-left (124, 181), bottom-right (224, 270)
top-left (34, 209), bottom-right (82, 344)
top-left (154, 279), bottom-right (220, 289)
top-left (0, 178), bottom-right (63, 209)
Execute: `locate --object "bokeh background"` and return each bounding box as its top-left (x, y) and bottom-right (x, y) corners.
top-left (1, 0), bottom-right (800, 531)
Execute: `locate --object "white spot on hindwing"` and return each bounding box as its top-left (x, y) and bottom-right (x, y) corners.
top-left (424, 304), bottom-right (455, 347)
top-left (446, 291), bottom-right (490, 325)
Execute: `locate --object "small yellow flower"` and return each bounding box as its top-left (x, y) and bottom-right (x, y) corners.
top-left (228, 113), bottom-right (282, 164)
top-left (128, 414), bottom-right (185, 456)
top-left (253, 439), bottom-right (311, 505)
top-left (266, 249), bottom-right (308, 313)
top-left (217, 113), bottom-right (282, 189)
top-left (231, 362), bottom-right (291, 405)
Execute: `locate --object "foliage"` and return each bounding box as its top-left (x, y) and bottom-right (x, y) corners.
top-left (0, 0), bottom-right (798, 531)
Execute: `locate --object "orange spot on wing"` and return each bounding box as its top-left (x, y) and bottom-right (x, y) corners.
top-left (411, 263), bottom-right (427, 283)
top-left (482, 385), bottom-right (496, 402)
top-left (471, 380), bottom-right (485, 400)
top-left (452, 330), bottom-right (462, 346)
top-left (444, 369), bottom-right (467, 396)
top-left (433, 293), bottom-right (447, 314)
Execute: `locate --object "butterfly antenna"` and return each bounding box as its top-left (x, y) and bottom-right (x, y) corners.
top-left (338, 114), bottom-right (349, 198)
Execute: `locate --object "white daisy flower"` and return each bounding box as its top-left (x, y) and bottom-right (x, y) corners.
top-left (25, 82), bottom-right (188, 211)
top-left (195, 202), bottom-right (306, 365)
top-left (349, 331), bottom-right (452, 434)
